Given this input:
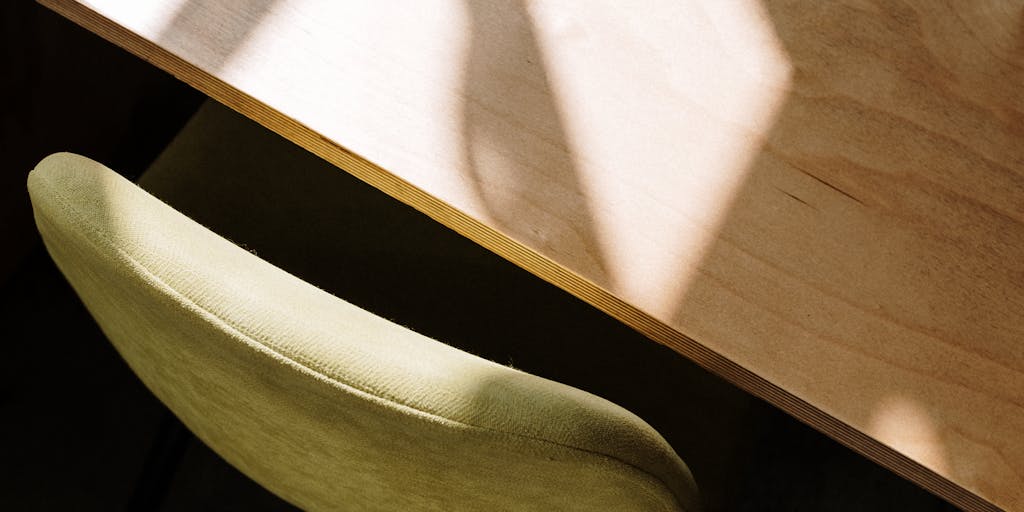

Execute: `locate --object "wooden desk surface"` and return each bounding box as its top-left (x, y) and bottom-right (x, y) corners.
top-left (40, 1), bottom-right (1024, 510)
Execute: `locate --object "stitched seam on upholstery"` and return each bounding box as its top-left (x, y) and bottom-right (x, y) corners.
top-left (34, 173), bottom-right (690, 511)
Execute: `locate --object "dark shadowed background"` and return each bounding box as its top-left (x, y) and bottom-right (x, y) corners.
top-left (1, 3), bottom-right (961, 510)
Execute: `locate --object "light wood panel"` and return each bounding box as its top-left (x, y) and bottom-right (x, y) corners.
top-left (39, 1), bottom-right (1024, 510)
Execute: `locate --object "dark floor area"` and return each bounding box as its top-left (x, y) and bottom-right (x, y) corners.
top-left (0, 239), bottom-right (961, 511)
top-left (1, 1), bottom-right (204, 283)
top-left (4, 104), bottom-right (960, 511)
top-left (2, 3), bottom-right (961, 511)
top-left (0, 246), bottom-right (296, 511)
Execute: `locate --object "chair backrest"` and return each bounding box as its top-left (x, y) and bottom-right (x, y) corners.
top-left (27, 152), bottom-right (700, 511)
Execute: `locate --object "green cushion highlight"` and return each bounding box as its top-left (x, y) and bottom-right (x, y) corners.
top-left (28, 152), bottom-right (699, 511)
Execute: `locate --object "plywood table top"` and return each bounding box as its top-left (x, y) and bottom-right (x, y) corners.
top-left (39, 1), bottom-right (1024, 510)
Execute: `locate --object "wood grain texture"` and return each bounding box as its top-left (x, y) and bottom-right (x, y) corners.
top-left (37, 1), bottom-right (1024, 510)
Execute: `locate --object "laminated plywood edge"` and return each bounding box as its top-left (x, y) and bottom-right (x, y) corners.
top-left (35, 1), bottom-right (1002, 511)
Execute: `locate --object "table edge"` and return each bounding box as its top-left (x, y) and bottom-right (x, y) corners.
top-left (35, 1), bottom-right (1004, 510)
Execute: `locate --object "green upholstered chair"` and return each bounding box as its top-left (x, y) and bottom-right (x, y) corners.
top-left (26, 150), bottom-right (700, 510)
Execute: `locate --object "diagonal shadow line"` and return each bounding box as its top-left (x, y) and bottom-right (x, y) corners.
top-left (155, 0), bottom-right (278, 73)
top-left (458, 0), bottom-right (613, 289)
top-left (668, 2), bottom-right (1024, 511)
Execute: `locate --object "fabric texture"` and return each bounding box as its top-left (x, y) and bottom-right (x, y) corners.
top-left (27, 152), bottom-right (699, 511)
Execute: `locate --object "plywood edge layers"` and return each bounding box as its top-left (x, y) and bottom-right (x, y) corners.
top-left (36, 1), bottom-right (1002, 510)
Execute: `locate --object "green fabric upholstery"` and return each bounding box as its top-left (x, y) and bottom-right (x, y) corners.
top-left (27, 152), bottom-right (699, 511)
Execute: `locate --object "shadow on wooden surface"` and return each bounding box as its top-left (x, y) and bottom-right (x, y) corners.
top-left (450, 2), bottom-right (1023, 509)
top-left (459, 0), bottom-right (613, 287)
top-left (139, 98), bottom-right (963, 511)
top-left (668, 3), bottom-right (1023, 510)
top-left (155, 0), bottom-right (279, 73)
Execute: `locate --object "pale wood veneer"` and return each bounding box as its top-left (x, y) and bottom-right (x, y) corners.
top-left (39, 1), bottom-right (1024, 510)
